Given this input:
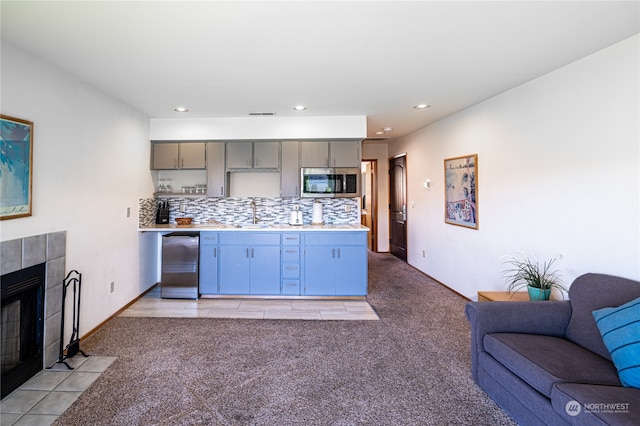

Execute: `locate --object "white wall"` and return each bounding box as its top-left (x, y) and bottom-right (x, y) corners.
top-left (387, 35), bottom-right (640, 299)
top-left (0, 44), bottom-right (156, 336)
top-left (362, 143), bottom-right (390, 252)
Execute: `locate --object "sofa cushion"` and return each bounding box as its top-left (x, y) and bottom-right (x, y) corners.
top-left (552, 383), bottom-right (640, 426)
top-left (564, 273), bottom-right (640, 360)
top-left (592, 296), bottom-right (640, 388)
top-left (484, 333), bottom-right (620, 398)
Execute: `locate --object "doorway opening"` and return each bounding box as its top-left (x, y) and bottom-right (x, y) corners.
top-left (361, 160), bottom-right (378, 252)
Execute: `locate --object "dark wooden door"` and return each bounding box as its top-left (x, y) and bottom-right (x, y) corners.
top-left (389, 155), bottom-right (407, 261)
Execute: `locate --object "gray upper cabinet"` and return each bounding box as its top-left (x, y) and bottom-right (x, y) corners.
top-left (300, 141), bottom-right (329, 167)
top-left (179, 143), bottom-right (207, 169)
top-left (330, 141), bottom-right (360, 167)
top-left (299, 141), bottom-right (360, 168)
top-left (152, 143), bottom-right (179, 169)
top-left (254, 142), bottom-right (280, 168)
top-left (281, 141), bottom-right (299, 197)
top-left (152, 142), bottom-right (206, 169)
top-left (206, 142), bottom-right (226, 197)
top-left (226, 141), bottom-right (279, 169)
top-left (226, 142), bottom-right (253, 169)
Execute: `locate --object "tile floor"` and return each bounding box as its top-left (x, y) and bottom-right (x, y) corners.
top-left (120, 286), bottom-right (380, 321)
top-left (1, 355), bottom-right (116, 426)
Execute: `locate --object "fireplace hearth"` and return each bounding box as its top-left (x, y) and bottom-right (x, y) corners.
top-left (1, 263), bottom-right (45, 399)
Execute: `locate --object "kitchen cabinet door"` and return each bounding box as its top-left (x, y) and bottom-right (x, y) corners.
top-left (249, 246), bottom-right (281, 294)
top-left (253, 141), bottom-right (279, 169)
top-left (303, 246), bottom-right (336, 295)
top-left (334, 245), bottom-right (367, 296)
top-left (218, 232), bottom-right (281, 295)
top-left (226, 142), bottom-right (253, 169)
top-left (281, 141), bottom-right (299, 197)
top-left (330, 141), bottom-right (360, 167)
top-left (303, 232), bottom-right (367, 296)
top-left (179, 143), bottom-right (206, 169)
top-left (300, 141), bottom-right (329, 167)
top-left (219, 246), bottom-right (251, 294)
top-left (152, 143), bottom-right (179, 169)
top-left (199, 233), bottom-right (219, 294)
top-left (206, 142), bottom-right (226, 197)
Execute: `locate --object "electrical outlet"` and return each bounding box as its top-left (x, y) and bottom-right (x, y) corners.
top-left (110, 281), bottom-right (115, 293)
top-left (345, 205), bottom-right (352, 213)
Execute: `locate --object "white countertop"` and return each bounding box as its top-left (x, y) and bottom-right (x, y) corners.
top-left (138, 223), bottom-right (369, 232)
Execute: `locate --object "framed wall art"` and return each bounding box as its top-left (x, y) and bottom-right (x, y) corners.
top-left (1, 115), bottom-right (33, 220)
top-left (444, 154), bottom-right (478, 229)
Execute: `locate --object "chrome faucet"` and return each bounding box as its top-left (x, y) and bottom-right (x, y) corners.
top-left (250, 200), bottom-right (257, 224)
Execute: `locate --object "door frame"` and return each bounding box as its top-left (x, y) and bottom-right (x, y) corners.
top-left (361, 159), bottom-right (378, 252)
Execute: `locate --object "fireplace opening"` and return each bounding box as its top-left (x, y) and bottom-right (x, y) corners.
top-left (1, 263), bottom-right (45, 399)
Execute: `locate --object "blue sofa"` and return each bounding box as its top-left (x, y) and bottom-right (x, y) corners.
top-left (465, 273), bottom-right (640, 425)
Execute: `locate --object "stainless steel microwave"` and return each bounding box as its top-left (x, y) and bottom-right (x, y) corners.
top-left (301, 168), bottom-right (360, 198)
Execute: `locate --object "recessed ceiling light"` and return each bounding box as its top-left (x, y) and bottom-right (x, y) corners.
top-left (383, 127), bottom-right (393, 132)
top-left (413, 104), bottom-right (431, 109)
top-left (293, 105), bottom-right (307, 111)
top-left (174, 106), bottom-right (189, 112)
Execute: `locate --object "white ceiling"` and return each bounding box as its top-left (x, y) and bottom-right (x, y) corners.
top-left (2, 1), bottom-right (639, 140)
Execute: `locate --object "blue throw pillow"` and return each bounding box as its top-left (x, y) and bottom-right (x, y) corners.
top-left (592, 297), bottom-right (640, 389)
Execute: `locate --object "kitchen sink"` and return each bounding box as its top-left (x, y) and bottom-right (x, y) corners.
top-left (235, 223), bottom-right (270, 229)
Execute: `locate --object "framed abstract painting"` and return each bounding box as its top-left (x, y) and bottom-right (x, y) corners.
top-left (1, 115), bottom-right (33, 220)
top-left (444, 154), bottom-right (478, 229)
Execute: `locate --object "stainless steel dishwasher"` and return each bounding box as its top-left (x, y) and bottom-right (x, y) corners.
top-left (161, 232), bottom-right (199, 299)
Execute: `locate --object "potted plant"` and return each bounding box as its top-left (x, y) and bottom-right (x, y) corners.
top-left (501, 253), bottom-right (567, 300)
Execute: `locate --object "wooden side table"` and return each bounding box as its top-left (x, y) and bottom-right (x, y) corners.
top-left (477, 291), bottom-right (529, 302)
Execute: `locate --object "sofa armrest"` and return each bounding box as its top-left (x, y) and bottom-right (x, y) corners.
top-left (465, 301), bottom-right (572, 382)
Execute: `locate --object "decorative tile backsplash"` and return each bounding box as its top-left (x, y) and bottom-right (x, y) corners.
top-left (139, 197), bottom-right (361, 227)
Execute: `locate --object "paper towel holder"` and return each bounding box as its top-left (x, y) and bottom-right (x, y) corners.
top-left (312, 200), bottom-right (324, 225)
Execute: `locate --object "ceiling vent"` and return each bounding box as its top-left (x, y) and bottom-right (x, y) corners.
top-left (248, 112), bottom-right (276, 116)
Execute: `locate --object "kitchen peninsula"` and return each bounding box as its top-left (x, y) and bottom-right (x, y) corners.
top-left (139, 223), bottom-right (369, 297)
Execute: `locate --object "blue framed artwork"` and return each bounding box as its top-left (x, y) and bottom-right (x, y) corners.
top-left (445, 154), bottom-right (478, 229)
top-left (1, 115), bottom-right (33, 219)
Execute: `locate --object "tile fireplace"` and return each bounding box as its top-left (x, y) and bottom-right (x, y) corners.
top-left (0, 231), bottom-right (66, 399)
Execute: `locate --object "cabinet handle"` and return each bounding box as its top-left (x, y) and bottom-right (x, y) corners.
top-left (332, 248), bottom-right (335, 258)
top-left (246, 248), bottom-right (249, 258)
top-left (173, 158), bottom-right (177, 169)
top-left (214, 248), bottom-right (217, 257)
top-left (337, 248), bottom-right (341, 258)
top-left (181, 158), bottom-right (184, 168)
top-left (252, 248), bottom-right (255, 257)
top-left (220, 186), bottom-right (224, 196)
